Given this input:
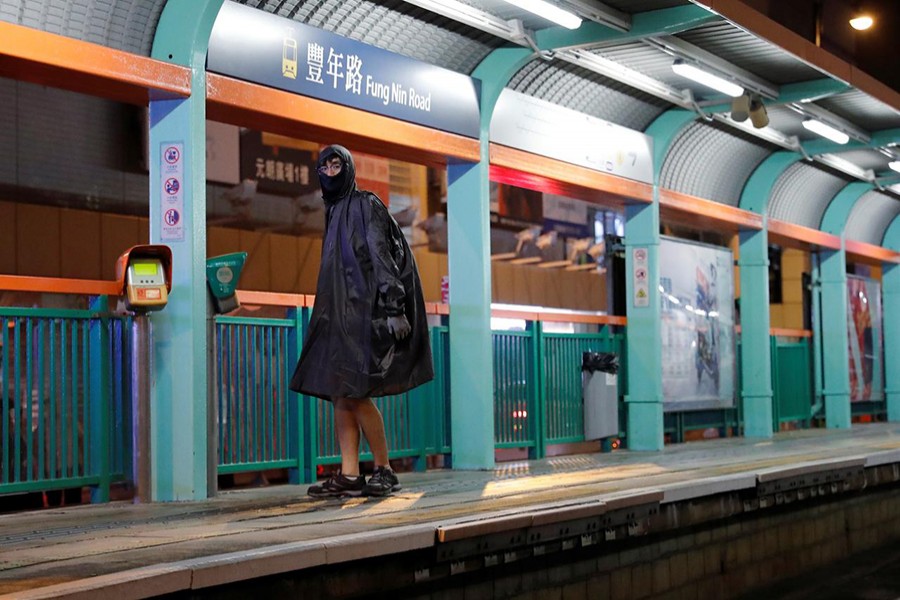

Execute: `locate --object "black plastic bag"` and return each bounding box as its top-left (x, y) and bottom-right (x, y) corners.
top-left (582, 351), bottom-right (618, 375)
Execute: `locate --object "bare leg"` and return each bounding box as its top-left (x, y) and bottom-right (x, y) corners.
top-left (333, 398), bottom-right (361, 476)
top-left (352, 398), bottom-right (390, 468)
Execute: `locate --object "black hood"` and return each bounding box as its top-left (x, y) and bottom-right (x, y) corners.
top-left (317, 144), bottom-right (356, 204)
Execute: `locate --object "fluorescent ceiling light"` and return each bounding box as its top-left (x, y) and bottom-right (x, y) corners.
top-left (801, 119), bottom-right (850, 144)
top-left (498, 0), bottom-right (582, 30)
top-left (889, 161), bottom-right (900, 173)
top-left (849, 15), bottom-right (873, 30)
top-left (671, 59), bottom-right (744, 98)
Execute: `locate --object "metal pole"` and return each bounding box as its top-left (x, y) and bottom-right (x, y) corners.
top-left (132, 314), bottom-right (152, 503)
top-left (207, 297), bottom-right (218, 498)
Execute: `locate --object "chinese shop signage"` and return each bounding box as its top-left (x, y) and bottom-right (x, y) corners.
top-left (239, 131), bottom-right (317, 196)
top-left (208, 2), bottom-right (481, 139)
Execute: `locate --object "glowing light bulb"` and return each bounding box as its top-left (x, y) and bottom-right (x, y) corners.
top-left (849, 15), bottom-right (873, 30)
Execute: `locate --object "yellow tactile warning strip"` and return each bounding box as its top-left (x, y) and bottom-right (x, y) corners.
top-left (2, 423), bottom-right (900, 598)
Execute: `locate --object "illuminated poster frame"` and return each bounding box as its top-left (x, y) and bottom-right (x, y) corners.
top-left (659, 236), bottom-right (736, 411)
top-left (847, 275), bottom-right (884, 403)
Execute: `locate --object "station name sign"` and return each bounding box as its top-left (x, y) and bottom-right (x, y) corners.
top-left (207, 3), bottom-right (481, 139)
top-left (491, 90), bottom-right (654, 184)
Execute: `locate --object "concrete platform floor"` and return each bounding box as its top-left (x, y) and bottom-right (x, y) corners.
top-left (2, 423), bottom-right (900, 598)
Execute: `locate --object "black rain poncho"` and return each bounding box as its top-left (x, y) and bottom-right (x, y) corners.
top-left (289, 145), bottom-right (434, 401)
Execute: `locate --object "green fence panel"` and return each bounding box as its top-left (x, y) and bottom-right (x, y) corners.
top-left (309, 325), bottom-right (451, 473)
top-left (0, 307), bottom-right (129, 499)
top-left (773, 338), bottom-right (813, 426)
top-left (416, 326), bottom-right (451, 460)
top-left (541, 332), bottom-right (617, 446)
top-left (492, 330), bottom-right (535, 450)
top-left (215, 316), bottom-right (295, 474)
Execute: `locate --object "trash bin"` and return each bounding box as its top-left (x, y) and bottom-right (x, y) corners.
top-left (582, 351), bottom-right (618, 441)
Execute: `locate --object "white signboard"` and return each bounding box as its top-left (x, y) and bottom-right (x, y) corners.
top-left (659, 237), bottom-right (735, 411)
top-left (160, 142), bottom-right (185, 242)
top-left (490, 89), bottom-right (654, 184)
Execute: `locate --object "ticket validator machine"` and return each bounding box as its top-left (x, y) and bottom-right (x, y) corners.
top-left (116, 245), bottom-right (172, 503)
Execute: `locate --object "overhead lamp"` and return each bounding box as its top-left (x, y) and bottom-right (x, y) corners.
top-left (849, 15), bottom-right (874, 30)
top-left (498, 0), bottom-right (582, 30)
top-left (748, 97), bottom-right (769, 129)
top-left (889, 161), bottom-right (900, 173)
top-left (731, 94), bottom-right (750, 122)
top-left (801, 119), bottom-right (850, 144)
top-left (672, 59), bottom-right (744, 98)
top-left (730, 93), bottom-right (768, 128)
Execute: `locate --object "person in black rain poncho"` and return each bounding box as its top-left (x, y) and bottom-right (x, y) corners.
top-left (291, 145), bottom-right (433, 498)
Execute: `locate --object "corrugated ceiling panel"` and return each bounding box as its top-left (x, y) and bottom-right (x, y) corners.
top-left (827, 149), bottom-right (893, 172)
top-left (0, 0), bottom-right (166, 55)
top-left (844, 191), bottom-right (900, 245)
top-left (234, 0), bottom-right (502, 74)
top-left (591, 41), bottom-right (729, 102)
top-left (508, 58), bottom-right (669, 131)
top-left (818, 90), bottom-right (900, 132)
top-left (768, 162), bottom-right (852, 229)
top-left (677, 21), bottom-right (823, 85)
top-left (660, 120), bottom-right (775, 206)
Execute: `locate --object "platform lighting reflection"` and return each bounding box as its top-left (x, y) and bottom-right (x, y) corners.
top-left (498, 0), bottom-right (582, 29)
top-left (889, 161), bottom-right (900, 174)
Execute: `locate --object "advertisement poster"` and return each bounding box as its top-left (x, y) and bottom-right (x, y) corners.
top-left (847, 275), bottom-right (884, 402)
top-left (659, 237), bottom-right (735, 411)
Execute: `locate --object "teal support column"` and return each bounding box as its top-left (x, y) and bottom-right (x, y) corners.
top-left (817, 182), bottom-right (871, 428)
top-left (447, 157), bottom-right (494, 469)
top-left (623, 109), bottom-right (699, 450)
top-left (623, 198), bottom-right (663, 450)
top-left (148, 0), bottom-right (224, 500)
top-left (736, 151), bottom-right (800, 437)
top-left (446, 47), bottom-right (533, 469)
top-left (738, 227), bottom-right (773, 436)
top-left (882, 218), bottom-right (900, 420)
top-left (817, 245), bottom-right (851, 428)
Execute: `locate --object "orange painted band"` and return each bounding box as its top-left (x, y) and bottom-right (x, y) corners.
top-left (767, 219), bottom-right (841, 250)
top-left (490, 144), bottom-right (654, 204)
top-left (0, 275), bottom-right (120, 296)
top-left (235, 290), bottom-right (309, 307)
top-left (0, 21), bottom-right (190, 105)
top-left (659, 189), bottom-right (763, 230)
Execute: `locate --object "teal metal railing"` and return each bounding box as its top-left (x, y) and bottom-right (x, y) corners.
top-left (214, 297), bottom-right (451, 482)
top-left (542, 329), bottom-right (622, 446)
top-left (771, 333), bottom-right (814, 428)
top-left (215, 315), bottom-right (296, 475)
top-left (310, 324), bottom-right (451, 473)
top-left (491, 317), bottom-right (627, 458)
top-left (492, 329), bottom-right (536, 452)
top-left (0, 301), bottom-right (131, 501)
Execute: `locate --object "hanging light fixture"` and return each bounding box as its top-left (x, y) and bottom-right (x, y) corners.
top-left (888, 161), bottom-right (900, 173)
top-left (748, 97), bottom-right (769, 129)
top-left (801, 119), bottom-right (850, 144)
top-left (671, 59), bottom-right (744, 98)
top-left (498, 0), bottom-right (582, 30)
top-left (849, 14), bottom-right (874, 30)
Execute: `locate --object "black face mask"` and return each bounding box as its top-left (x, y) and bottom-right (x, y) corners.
top-left (319, 169), bottom-right (349, 201)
